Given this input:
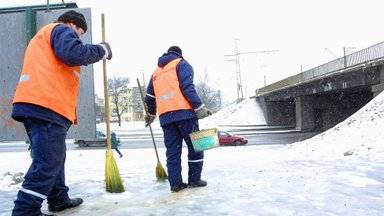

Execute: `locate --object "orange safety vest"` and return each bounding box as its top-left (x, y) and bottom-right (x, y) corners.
top-left (152, 58), bottom-right (193, 115)
top-left (12, 23), bottom-right (81, 124)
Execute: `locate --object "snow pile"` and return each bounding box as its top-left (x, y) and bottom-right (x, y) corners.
top-left (200, 98), bottom-right (266, 128)
top-left (289, 91), bottom-right (384, 159)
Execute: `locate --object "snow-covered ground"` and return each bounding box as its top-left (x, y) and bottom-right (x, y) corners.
top-left (1, 94), bottom-right (384, 215)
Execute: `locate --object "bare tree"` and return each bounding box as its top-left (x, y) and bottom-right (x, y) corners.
top-left (195, 69), bottom-right (222, 112)
top-left (108, 77), bottom-right (130, 126)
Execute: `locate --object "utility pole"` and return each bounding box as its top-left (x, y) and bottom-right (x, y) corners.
top-left (343, 47), bottom-right (355, 68)
top-left (343, 47), bottom-right (347, 68)
top-left (225, 38), bottom-right (278, 101)
top-left (325, 47), bottom-right (355, 68)
top-left (46, 0), bottom-right (51, 12)
top-left (263, 75), bottom-right (267, 87)
top-left (141, 69), bottom-right (146, 89)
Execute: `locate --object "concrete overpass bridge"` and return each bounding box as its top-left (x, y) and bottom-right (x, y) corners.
top-left (255, 41), bottom-right (384, 132)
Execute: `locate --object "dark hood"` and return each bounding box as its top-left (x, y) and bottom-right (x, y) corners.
top-left (157, 52), bottom-right (183, 67)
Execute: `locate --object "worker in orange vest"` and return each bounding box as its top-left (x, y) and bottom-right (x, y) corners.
top-left (145, 46), bottom-right (212, 192)
top-left (11, 10), bottom-right (112, 216)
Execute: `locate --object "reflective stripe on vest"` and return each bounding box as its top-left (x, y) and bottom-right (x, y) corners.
top-left (152, 58), bottom-right (192, 116)
top-left (12, 23), bottom-right (81, 124)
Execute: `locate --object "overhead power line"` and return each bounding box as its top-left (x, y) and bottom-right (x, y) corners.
top-left (225, 38), bottom-right (278, 101)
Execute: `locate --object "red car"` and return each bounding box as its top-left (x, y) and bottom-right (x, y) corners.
top-left (218, 130), bottom-right (248, 146)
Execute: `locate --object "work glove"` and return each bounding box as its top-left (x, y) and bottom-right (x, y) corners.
top-left (195, 105), bottom-right (212, 119)
top-left (145, 114), bottom-right (155, 127)
top-left (100, 42), bottom-right (113, 60)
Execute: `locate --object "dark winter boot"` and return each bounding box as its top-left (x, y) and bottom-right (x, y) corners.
top-left (48, 197), bottom-right (83, 212)
top-left (39, 213), bottom-right (56, 216)
top-left (170, 183), bottom-right (187, 192)
top-left (188, 180), bottom-right (207, 188)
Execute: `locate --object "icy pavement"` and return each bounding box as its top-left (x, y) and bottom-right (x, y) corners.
top-left (1, 144), bottom-right (384, 216)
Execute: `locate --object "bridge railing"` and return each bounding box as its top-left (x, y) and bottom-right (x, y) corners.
top-left (256, 41), bottom-right (384, 96)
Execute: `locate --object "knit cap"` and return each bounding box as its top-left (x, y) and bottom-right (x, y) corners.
top-left (57, 10), bottom-right (87, 32)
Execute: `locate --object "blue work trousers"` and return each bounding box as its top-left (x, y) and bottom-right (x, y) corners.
top-left (12, 117), bottom-right (70, 216)
top-left (162, 118), bottom-right (204, 187)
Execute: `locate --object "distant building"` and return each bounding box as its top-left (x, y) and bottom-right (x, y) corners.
top-left (98, 85), bottom-right (144, 123)
top-left (95, 94), bottom-right (104, 123)
top-left (132, 86), bottom-right (144, 121)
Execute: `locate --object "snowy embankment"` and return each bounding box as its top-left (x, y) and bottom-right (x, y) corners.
top-left (288, 91), bottom-right (384, 159)
top-left (199, 98), bottom-right (267, 129)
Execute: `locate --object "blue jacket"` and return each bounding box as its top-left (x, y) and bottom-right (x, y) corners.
top-left (145, 52), bottom-right (203, 126)
top-left (12, 23), bottom-right (106, 127)
top-left (51, 24), bottom-right (105, 66)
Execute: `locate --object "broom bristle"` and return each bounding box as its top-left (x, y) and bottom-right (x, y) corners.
top-left (105, 150), bottom-right (125, 193)
top-left (156, 161), bottom-right (168, 181)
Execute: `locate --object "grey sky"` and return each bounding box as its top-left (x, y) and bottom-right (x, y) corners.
top-left (3, 0), bottom-right (384, 102)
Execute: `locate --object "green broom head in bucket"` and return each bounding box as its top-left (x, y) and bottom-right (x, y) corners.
top-left (156, 161), bottom-right (168, 181)
top-left (105, 150), bottom-right (125, 193)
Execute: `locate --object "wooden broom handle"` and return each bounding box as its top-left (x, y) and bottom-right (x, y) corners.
top-left (101, 14), bottom-right (111, 150)
top-left (137, 78), bottom-right (161, 162)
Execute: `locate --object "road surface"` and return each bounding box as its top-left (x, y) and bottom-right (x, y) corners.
top-left (0, 130), bottom-right (318, 153)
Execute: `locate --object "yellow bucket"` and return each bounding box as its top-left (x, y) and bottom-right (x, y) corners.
top-left (189, 128), bottom-right (219, 152)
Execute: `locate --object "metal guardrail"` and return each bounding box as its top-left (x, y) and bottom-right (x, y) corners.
top-left (255, 41), bottom-right (384, 96)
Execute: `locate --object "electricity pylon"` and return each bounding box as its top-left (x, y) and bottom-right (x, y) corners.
top-left (225, 38), bottom-right (277, 101)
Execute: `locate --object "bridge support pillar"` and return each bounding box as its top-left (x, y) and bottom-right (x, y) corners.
top-left (258, 97), bottom-right (295, 126)
top-left (295, 96), bottom-right (314, 131)
top-left (371, 66), bottom-right (384, 97)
